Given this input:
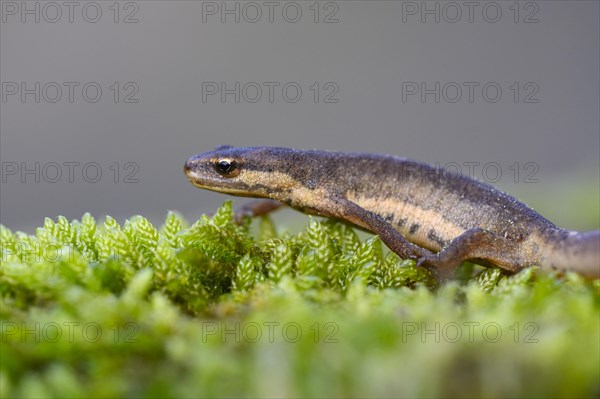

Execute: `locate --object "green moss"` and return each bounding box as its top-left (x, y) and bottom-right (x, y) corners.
top-left (1, 201), bottom-right (599, 398)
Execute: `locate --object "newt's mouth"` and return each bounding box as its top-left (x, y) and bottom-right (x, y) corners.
top-left (184, 162), bottom-right (265, 198)
top-left (184, 167), bottom-right (216, 191)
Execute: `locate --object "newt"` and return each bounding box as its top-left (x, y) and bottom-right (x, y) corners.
top-left (184, 146), bottom-right (600, 279)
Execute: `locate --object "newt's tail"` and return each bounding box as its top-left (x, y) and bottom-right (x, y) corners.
top-left (540, 230), bottom-right (600, 278)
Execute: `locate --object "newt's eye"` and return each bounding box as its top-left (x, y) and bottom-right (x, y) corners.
top-left (214, 158), bottom-right (240, 177)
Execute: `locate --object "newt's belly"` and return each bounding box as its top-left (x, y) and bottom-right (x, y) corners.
top-left (346, 194), bottom-right (466, 251)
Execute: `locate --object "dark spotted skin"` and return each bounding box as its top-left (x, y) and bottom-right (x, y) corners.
top-left (185, 146), bottom-right (600, 279)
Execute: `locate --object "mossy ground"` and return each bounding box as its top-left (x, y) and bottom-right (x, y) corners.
top-left (1, 201), bottom-right (599, 398)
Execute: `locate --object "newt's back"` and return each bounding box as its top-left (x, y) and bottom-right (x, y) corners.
top-left (306, 151), bottom-right (557, 249)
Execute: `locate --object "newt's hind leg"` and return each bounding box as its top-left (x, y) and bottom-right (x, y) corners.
top-left (418, 228), bottom-right (526, 281)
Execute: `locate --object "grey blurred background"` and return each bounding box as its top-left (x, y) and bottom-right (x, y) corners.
top-left (1, 0), bottom-right (598, 232)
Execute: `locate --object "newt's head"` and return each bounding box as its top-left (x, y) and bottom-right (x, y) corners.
top-left (184, 145), bottom-right (320, 200)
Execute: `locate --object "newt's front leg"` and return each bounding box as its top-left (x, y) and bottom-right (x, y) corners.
top-left (332, 198), bottom-right (435, 261)
top-left (233, 199), bottom-right (284, 223)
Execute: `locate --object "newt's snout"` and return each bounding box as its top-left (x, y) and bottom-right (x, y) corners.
top-left (184, 155), bottom-right (206, 185)
top-left (184, 157), bottom-right (199, 182)
top-left (183, 159), bottom-right (192, 176)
